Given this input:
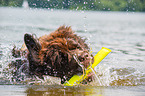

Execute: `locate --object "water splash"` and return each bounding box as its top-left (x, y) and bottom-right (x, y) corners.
top-left (92, 66), bottom-right (145, 86)
top-left (0, 44), bottom-right (145, 86)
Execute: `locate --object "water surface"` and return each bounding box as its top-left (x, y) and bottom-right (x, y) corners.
top-left (0, 7), bottom-right (145, 95)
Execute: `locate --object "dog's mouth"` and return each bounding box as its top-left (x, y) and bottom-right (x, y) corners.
top-left (71, 50), bottom-right (94, 77)
top-left (76, 67), bottom-right (84, 75)
top-left (72, 54), bottom-right (86, 76)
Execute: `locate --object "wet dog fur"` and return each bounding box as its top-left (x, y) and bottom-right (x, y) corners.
top-left (11, 26), bottom-right (93, 84)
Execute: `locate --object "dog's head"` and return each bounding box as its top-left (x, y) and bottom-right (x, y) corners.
top-left (24, 33), bottom-right (93, 84)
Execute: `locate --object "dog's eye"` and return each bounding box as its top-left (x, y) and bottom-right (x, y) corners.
top-left (79, 57), bottom-right (85, 61)
top-left (81, 58), bottom-right (85, 61)
top-left (77, 46), bottom-right (81, 49)
top-left (85, 54), bottom-right (88, 57)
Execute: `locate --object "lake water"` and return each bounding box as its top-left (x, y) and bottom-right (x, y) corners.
top-left (0, 7), bottom-right (145, 96)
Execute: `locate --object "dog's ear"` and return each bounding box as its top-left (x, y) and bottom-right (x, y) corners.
top-left (24, 34), bottom-right (41, 57)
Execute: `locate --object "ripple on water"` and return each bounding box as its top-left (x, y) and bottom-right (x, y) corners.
top-left (0, 50), bottom-right (2, 60)
top-left (128, 59), bottom-right (143, 62)
top-left (109, 67), bottom-right (145, 86)
top-left (93, 66), bottom-right (145, 86)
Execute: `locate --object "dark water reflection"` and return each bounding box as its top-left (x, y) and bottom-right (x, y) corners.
top-left (1, 85), bottom-right (145, 96)
top-left (26, 85), bottom-right (103, 96)
top-left (0, 85), bottom-right (104, 96)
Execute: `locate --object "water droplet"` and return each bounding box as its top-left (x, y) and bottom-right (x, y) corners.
top-left (85, 29), bottom-right (87, 32)
top-left (76, 7), bottom-right (79, 11)
top-left (32, 3), bottom-right (36, 6)
top-left (51, 9), bottom-right (53, 11)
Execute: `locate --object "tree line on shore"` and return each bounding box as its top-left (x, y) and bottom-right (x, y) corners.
top-left (0, 0), bottom-right (145, 12)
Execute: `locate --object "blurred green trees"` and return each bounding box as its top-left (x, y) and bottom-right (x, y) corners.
top-left (0, 0), bottom-right (145, 12)
top-left (0, 0), bottom-right (23, 7)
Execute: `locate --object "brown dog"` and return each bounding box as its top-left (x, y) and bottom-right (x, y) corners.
top-left (11, 26), bottom-right (93, 84)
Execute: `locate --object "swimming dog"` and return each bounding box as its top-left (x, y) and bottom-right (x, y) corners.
top-left (11, 26), bottom-right (93, 84)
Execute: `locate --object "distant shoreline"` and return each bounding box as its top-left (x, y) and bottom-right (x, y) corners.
top-left (0, 0), bottom-right (145, 12)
